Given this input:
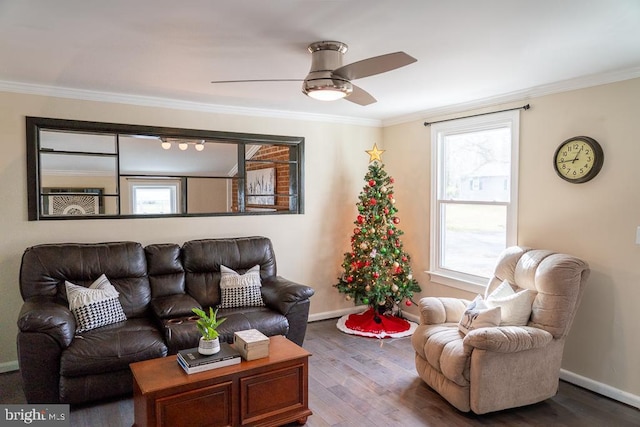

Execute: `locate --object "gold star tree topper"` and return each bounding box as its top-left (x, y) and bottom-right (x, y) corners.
top-left (366, 143), bottom-right (385, 163)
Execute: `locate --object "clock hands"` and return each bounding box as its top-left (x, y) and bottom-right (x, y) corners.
top-left (571, 147), bottom-right (583, 164)
top-left (557, 146), bottom-right (584, 164)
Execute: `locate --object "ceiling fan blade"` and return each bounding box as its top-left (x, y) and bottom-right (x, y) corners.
top-left (333, 52), bottom-right (417, 81)
top-left (211, 79), bottom-right (303, 84)
top-left (345, 84), bottom-right (376, 106)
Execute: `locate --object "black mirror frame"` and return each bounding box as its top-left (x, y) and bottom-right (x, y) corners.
top-left (26, 116), bottom-right (305, 220)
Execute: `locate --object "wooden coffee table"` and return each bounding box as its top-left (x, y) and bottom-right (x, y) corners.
top-left (130, 335), bottom-right (312, 427)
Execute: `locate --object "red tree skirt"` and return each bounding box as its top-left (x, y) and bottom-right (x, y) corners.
top-left (336, 307), bottom-right (418, 338)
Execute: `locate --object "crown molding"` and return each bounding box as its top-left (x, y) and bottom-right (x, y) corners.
top-left (0, 80), bottom-right (381, 127)
top-left (382, 66), bottom-right (640, 127)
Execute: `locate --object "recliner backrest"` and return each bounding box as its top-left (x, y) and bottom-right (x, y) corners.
top-left (485, 246), bottom-right (590, 339)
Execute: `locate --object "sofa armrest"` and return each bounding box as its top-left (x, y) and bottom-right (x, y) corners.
top-left (463, 326), bottom-right (553, 353)
top-left (419, 297), bottom-right (470, 325)
top-left (17, 296), bottom-right (75, 348)
top-left (261, 276), bottom-right (314, 316)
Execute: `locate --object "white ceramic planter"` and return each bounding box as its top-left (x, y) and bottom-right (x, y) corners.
top-left (198, 337), bottom-right (221, 355)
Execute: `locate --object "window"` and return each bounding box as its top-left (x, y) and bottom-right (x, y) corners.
top-left (429, 110), bottom-right (519, 292)
top-left (129, 179), bottom-right (181, 214)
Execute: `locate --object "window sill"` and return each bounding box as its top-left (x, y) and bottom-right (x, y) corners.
top-left (426, 271), bottom-right (486, 295)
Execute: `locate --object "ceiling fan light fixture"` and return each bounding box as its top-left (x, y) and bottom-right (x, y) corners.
top-left (161, 140), bottom-right (171, 150)
top-left (178, 142), bottom-right (188, 151)
top-left (195, 141), bottom-right (205, 151)
top-left (303, 78), bottom-right (352, 101)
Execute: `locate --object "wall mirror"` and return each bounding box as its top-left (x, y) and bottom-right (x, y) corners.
top-left (26, 117), bottom-right (304, 220)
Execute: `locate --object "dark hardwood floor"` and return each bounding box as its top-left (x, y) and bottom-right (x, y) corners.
top-left (1, 319), bottom-right (639, 426)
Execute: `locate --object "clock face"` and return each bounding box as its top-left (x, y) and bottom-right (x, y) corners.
top-left (553, 136), bottom-right (604, 183)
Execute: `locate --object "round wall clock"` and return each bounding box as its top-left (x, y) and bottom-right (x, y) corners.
top-left (553, 136), bottom-right (604, 183)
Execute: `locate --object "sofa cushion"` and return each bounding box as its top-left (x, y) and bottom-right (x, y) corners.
top-left (217, 306), bottom-right (288, 341)
top-left (182, 237), bottom-right (277, 308)
top-left (65, 275), bottom-right (127, 333)
top-left (219, 265), bottom-right (265, 308)
top-left (60, 318), bottom-right (167, 377)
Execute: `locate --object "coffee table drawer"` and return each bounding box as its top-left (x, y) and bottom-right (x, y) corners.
top-left (240, 363), bottom-right (307, 425)
top-left (156, 381), bottom-right (233, 427)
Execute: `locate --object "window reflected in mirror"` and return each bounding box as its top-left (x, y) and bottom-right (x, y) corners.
top-left (27, 117), bottom-right (304, 220)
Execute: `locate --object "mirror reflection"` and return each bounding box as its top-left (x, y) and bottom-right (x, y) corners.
top-left (27, 118), bottom-right (304, 220)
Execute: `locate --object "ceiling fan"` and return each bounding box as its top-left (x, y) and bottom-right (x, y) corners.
top-left (211, 41), bottom-right (417, 106)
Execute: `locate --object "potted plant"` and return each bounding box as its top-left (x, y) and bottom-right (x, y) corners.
top-left (191, 307), bottom-right (226, 355)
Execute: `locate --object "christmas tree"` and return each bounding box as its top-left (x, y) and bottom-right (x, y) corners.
top-left (335, 144), bottom-right (421, 326)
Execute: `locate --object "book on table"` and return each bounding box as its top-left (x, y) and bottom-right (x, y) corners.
top-left (177, 342), bottom-right (241, 374)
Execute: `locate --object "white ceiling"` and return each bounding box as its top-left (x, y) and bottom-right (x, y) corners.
top-left (2, 0), bottom-right (640, 124)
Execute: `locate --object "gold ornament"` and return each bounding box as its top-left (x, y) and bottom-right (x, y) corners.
top-left (366, 143), bottom-right (385, 163)
top-left (391, 284), bottom-right (399, 292)
top-left (365, 285), bottom-right (371, 292)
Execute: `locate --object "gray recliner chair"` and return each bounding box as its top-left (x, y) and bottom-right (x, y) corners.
top-left (412, 246), bottom-right (590, 414)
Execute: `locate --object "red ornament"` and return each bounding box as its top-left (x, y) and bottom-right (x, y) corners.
top-left (365, 260), bottom-right (371, 267)
top-left (383, 207), bottom-right (389, 214)
top-left (405, 300), bottom-right (412, 306)
top-left (369, 198), bottom-right (377, 205)
top-left (402, 256), bottom-right (408, 262)
top-left (347, 276), bottom-right (354, 283)
top-left (388, 229), bottom-right (394, 236)
top-left (354, 228), bottom-right (361, 234)
top-left (393, 217), bottom-right (400, 224)
top-left (357, 215), bottom-right (364, 224)
top-left (390, 177), bottom-right (395, 183)
top-left (388, 193), bottom-right (394, 200)
top-left (373, 272), bottom-right (380, 279)
top-left (368, 179), bottom-right (376, 187)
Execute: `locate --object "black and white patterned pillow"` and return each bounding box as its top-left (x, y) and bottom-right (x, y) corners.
top-left (219, 265), bottom-right (265, 308)
top-left (65, 274), bottom-right (127, 333)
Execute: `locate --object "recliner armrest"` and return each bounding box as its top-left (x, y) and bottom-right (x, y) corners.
top-left (463, 326), bottom-right (553, 352)
top-left (17, 296), bottom-right (75, 348)
top-left (419, 297), bottom-right (470, 325)
top-left (261, 276), bottom-right (314, 315)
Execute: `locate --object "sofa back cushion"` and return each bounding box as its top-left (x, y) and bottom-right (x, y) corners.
top-left (20, 241), bottom-right (151, 318)
top-left (182, 237), bottom-right (277, 308)
top-left (145, 243), bottom-right (185, 298)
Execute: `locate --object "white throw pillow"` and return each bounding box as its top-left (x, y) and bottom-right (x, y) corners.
top-left (458, 295), bottom-right (501, 335)
top-left (65, 274), bottom-right (127, 333)
top-left (219, 265), bottom-right (265, 308)
top-left (485, 281), bottom-right (535, 326)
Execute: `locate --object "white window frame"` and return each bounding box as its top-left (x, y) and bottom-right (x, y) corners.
top-left (129, 178), bottom-right (182, 215)
top-left (429, 110), bottom-right (519, 293)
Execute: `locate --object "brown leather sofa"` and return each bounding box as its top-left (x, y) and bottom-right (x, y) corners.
top-left (17, 236), bottom-right (314, 404)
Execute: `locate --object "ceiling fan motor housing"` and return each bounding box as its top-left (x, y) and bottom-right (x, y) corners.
top-left (302, 41), bottom-right (353, 97)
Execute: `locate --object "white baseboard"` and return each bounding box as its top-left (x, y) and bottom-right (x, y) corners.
top-left (308, 306), bottom-right (364, 322)
top-left (0, 360), bottom-right (19, 373)
top-left (560, 369), bottom-right (640, 409)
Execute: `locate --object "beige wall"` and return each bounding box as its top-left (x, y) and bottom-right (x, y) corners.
top-left (384, 77), bottom-right (640, 399)
top-left (2, 78), bottom-right (639, 401)
top-left (0, 91), bottom-right (379, 369)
